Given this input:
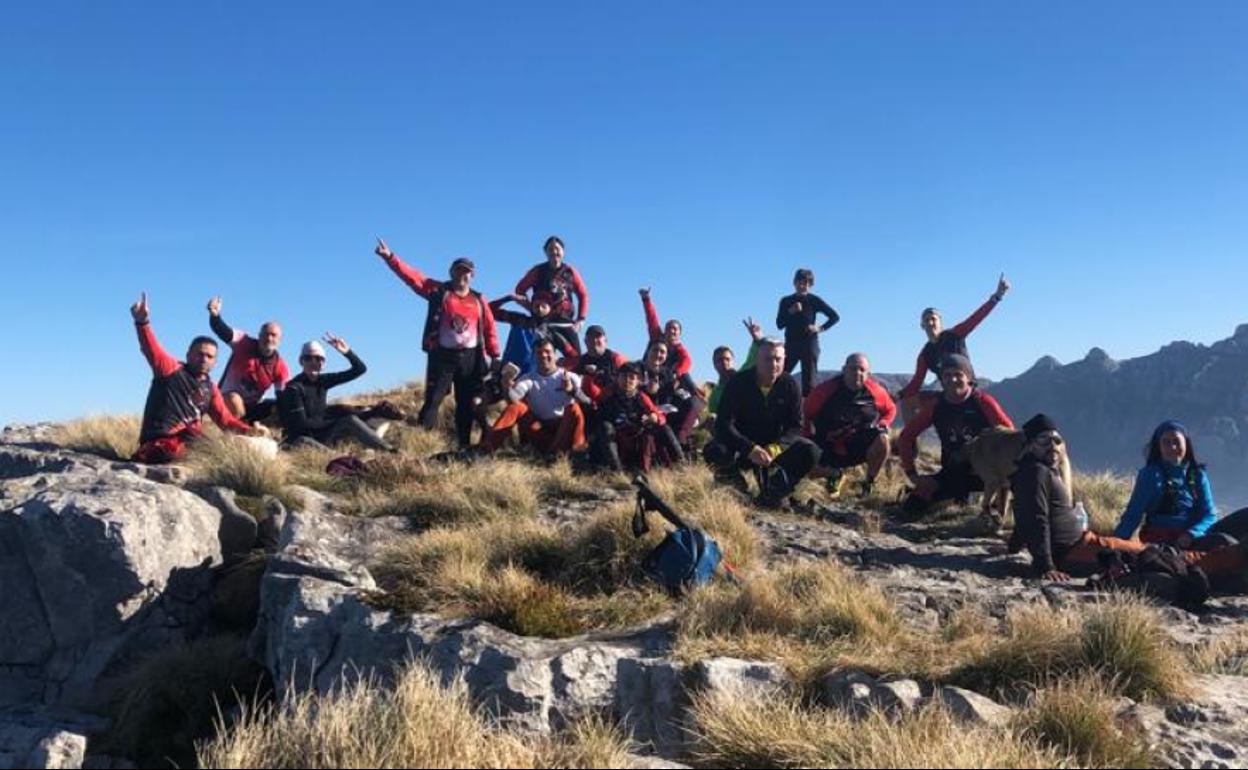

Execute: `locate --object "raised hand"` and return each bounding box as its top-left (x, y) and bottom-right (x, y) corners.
top-left (323, 332), bottom-right (350, 355)
top-left (375, 237), bottom-right (393, 260)
top-left (638, 287), bottom-right (651, 298)
top-left (562, 371), bottom-right (576, 393)
top-left (207, 296), bottom-right (222, 317)
top-left (995, 273), bottom-right (1011, 299)
top-left (130, 292), bottom-right (150, 323)
top-left (742, 316), bottom-right (762, 341)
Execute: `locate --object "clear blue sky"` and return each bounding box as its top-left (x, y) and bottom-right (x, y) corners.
top-left (2, 2), bottom-right (1247, 425)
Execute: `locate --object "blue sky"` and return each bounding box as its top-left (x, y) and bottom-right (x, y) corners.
top-left (2, 2), bottom-right (1247, 425)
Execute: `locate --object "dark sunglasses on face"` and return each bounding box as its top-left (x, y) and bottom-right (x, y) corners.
top-left (1036, 433), bottom-right (1064, 447)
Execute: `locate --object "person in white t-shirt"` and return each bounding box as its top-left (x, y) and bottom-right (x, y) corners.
top-left (478, 338), bottom-right (591, 457)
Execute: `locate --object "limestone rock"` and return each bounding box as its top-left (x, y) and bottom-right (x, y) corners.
top-left (690, 658), bottom-right (789, 699)
top-left (936, 686), bottom-right (1013, 727)
top-left (1117, 674), bottom-right (1248, 769)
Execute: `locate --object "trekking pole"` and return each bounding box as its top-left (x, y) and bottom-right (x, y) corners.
top-left (632, 474), bottom-right (688, 530)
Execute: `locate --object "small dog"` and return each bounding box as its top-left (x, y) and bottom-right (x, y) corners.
top-left (960, 427), bottom-right (1073, 527)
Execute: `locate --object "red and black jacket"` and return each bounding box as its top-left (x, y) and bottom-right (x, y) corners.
top-left (899, 296), bottom-right (1000, 400)
top-left (899, 388), bottom-right (1013, 473)
top-left (136, 322), bottom-right (251, 444)
top-left (515, 261), bottom-right (589, 323)
top-left (381, 252), bottom-right (501, 357)
top-left (802, 375), bottom-right (896, 444)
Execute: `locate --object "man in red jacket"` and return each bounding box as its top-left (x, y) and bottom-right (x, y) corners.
top-left (130, 293), bottom-right (265, 464)
top-left (375, 238), bottom-right (501, 448)
top-left (206, 296), bottom-right (289, 421)
top-left (803, 353), bottom-right (896, 499)
top-left (639, 287), bottom-right (692, 376)
top-left (898, 354), bottom-right (1014, 518)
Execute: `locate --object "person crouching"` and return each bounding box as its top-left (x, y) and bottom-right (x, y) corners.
top-left (478, 338), bottom-right (590, 459)
top-left (592, 362), bottom-right (685, 473)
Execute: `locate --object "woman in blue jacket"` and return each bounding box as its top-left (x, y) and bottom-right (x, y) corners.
top-left (1114, 421), bottom-right (1217, 548)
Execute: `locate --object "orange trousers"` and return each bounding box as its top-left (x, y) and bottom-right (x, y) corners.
top-left (480, 401), bottom-right (586, 454)
top-left (1063, 531), bottom-right (1245, 578)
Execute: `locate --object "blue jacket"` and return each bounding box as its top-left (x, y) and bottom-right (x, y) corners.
top-left (1114, 463), bottom-right (1216, 539)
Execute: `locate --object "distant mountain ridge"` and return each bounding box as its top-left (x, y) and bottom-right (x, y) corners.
top-left (987, 324), bottom-right (1248, 509)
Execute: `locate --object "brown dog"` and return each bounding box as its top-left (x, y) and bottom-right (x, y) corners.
top-left (960, 427), bottom-right (1073, 527)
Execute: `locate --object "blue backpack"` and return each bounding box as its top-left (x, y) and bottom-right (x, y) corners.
top-left (633, 476), bottom-right (726, 595)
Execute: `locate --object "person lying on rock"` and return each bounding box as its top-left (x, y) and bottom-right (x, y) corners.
top-left (898, 354), bottom-right (1013, 518)
top-left (1112, 421), bottom-right (1220, 549)
top-left (206, 295), bottom-right (289, 423)
top-left (278, 336), bottom-right (397, 453)
top-left (591, 362), bottom-right (684, 473)
top-left (1008, 414), bottom-right (1245, 582)
top-left (703, 337), bottom-right (819, 510)
top-left (803, 353), bottom-right (896, 500)
top-left (130, 293), bottom-right (268, 464)
top-left (476, 338), bottom-right (591, 459)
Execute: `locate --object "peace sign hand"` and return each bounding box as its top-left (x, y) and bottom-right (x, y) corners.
top-left (323, 332), bottom-right (350, 355)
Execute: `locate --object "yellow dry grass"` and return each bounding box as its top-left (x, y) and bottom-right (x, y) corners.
top-left (53, 414), bottom-right (141, 460)
top-left (196, 660), bottom-right (636, 769)
top-left (1013, 674), bottom-right (1153, 768)
top-left (184, 433), bottom-right (293, 503)
top-left (1072, 471), bottom-right (1133, 535)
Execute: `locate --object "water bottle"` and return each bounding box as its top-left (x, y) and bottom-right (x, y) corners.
top-left (1073, 502), bottom-right (1090, 532)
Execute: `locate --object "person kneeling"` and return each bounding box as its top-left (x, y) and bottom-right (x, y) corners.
top-left (703, 338), bottom-right (818, 509)
top-left (593, 362), bottom-right (684, 473)
top-left (279, 337), bottom-right (396, 453)
top-left (478, 338), bottom-right (590, 459)
top-left (1009, 414), bottom-right (1244, 583)
top-left (804, 353), bottom-right (895, 499)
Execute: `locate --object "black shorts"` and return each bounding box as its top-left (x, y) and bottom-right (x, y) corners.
top-left (930, 463), bottom-right (985, 503)
top-left (818, 427), bottom-right (885, 469)
top-left (235, 396), bottom-right (277, 423)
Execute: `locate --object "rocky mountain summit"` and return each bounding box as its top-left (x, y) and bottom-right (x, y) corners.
top-left (2, 421), bottom-right (1248, 768)
top-left (988, 324), bottom-right (1248, 508)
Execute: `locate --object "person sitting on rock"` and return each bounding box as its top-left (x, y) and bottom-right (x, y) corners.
top-left (637, 339), bottom-right (705, 454)
top-left (592, 362), bottom-right (684, 473)
top-left (478, 338), bottom-right (591, 458)
top-left (490, 293), bottom-right (579, 376)
top-left (130, 293), bottom-right (267, 464)
top-left (1112, 421), bottom-right (1220, 549)
top-left (707, 317), bottom-right (764, 421)
top-left (640, 286), bottom-right (692, 376)
top-left (899, 354), bottom-right (1013, 518)
top-left (1008, 414), bottom-right (1245, 582)
top-left (703, 337), bottom-right (819, 509)
top-left (897, 274), bottom-right (1010, 424)
top-left (206, 296), bottom-right (289, 422)
top-left (278, 336), bottom-right (397, 453)
top-left (803, 353), bottom-right (896, 499)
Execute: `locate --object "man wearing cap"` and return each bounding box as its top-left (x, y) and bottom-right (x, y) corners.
top-left (898, 353), bottom-right (1014, 517)
top-left (592, 361), bottom-right (684, 472)
top-left (573, 325), bottom-right (629, 400)
top-left (206, 296), bottom-right (289, 421)
top-left (1007, 414), bottom-right (1246, 583)
top-left (278, 335), bottom-right (396, 452)
top-left (704, 337), bottom-right (819, 509)
top-left (129, 292), bottom-right (267, 464)
top-left (375, 238), bottom-right (501, 448)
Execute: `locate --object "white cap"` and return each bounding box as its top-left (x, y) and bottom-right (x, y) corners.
top-left (300, 341), bottom-right (326, 359)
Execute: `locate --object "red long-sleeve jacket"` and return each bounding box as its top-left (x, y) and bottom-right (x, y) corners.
top-left (899, 297), bottom-right (1000, 400)
top-left (642, 295), bottom-right (692, 376)
top-left (802, 376), bottom-right (896, 440)
top-left (515, 261), bottom-right (589, 322)
top-left (137, 322), bottom-right (251, 444)
top-left (382, 253), bottom-right (501, 358)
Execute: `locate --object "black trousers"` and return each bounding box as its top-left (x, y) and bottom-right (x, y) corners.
top-left (419, 347), bottom-right (485, 448)
top-left (703, 435), bottom-right (819, 493)
top-left (783, 335), bottom-right (820, 396)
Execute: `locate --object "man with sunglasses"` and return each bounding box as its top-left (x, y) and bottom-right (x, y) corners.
top-left (278, 335), bottom-right (396, 452)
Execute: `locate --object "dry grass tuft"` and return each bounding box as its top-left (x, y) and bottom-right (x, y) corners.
top-left (1072, 471), bottom-right (1133, 535)
top-left (354, 459), bottom-right (541, 525)
top-left (1013, 674), bottom-right (1152, 768)
top-left (689, 688), bottom-right (1066, 769)
top-left (952, 596), bottom-right (1193, 702)
top-left (1190, 627), bottom-right (1248, 675)
top-left (675, 560), bottom-right (901, 682)
top-left (53, 414), bottom-right (141, 460)
top-left (196, 660), bottom-right (635, 769)
top-left (99, 634), bottom-right (267, 769)
top-left (184, 433), bottom-right (293, 502)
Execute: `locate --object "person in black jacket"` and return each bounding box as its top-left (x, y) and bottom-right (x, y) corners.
top-left (278, 335), bottom-right (396, 452)
top-left (703, 338), bottom-right (818, 509)
top-left (776, 268), bottom-right (839, 396)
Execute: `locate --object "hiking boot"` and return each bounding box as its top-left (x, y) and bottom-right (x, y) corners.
top-left (857, 478), bottom-right (875, 500)
top-left (756, 491), bottom-right (792, 512)
top-left (715, 469), bottom-right (750, 495)
top-left (369, 400), bottom-right (408, 421)
top-left (825, 469), bottom-right (846, 499)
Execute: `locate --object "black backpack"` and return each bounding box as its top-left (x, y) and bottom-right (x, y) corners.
top-left (1091, 545), bottom-right (1211, 609)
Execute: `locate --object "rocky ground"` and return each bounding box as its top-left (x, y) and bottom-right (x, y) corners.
top-left (3, 421), bottom-right (1248, 769)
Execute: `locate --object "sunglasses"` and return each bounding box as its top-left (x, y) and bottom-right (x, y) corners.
top-left (1035, 434), bottom-right (1064, 447)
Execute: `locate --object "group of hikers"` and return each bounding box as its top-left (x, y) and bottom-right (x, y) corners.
top-left (127, 236), bottom-right (1247, 588)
